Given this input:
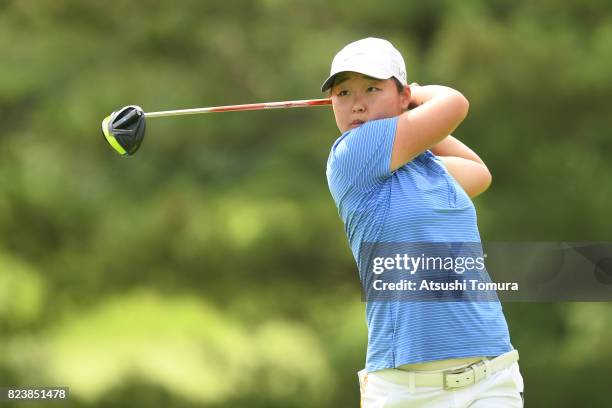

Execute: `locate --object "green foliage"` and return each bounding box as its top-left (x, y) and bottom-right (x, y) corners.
top-left (1, 0), bottom-right (611, 406)
top-left (4, 290), bottom-right (332, 405)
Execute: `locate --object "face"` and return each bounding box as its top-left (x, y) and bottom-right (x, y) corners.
top-left (330, 72), bottom-right (410, 133)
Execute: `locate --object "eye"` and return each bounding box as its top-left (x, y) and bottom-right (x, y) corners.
top-left (367, 86), bottom-right (381, 92)
top-left (337, 90), bottom-right (349, 97)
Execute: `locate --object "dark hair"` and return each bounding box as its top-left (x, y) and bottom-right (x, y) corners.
top-left (392, 77), bottom-right (406, 93)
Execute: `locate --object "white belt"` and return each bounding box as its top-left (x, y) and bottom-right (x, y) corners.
top-left (371, 350), bottom-right (519, 390)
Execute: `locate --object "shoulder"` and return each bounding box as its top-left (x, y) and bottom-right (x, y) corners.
top-left (350, 117), bottom-right (399, 142)
top-left (330, 117), bottom-right (399, 158)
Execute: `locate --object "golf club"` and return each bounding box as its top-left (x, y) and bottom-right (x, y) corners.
top-left (102, 98), bottom-right (332, 156)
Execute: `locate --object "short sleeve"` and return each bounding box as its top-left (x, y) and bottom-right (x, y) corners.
top-left (327, 117), bottom-right (398, 193)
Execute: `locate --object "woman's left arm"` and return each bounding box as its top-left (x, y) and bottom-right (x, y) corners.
top-left (431, 136), bottom-right (492, 198)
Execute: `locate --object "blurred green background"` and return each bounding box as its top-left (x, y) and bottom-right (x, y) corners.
top-left (1, 0), bottom-right (612, 406)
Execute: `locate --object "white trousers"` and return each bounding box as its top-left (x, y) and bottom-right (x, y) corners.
top-left (359, 362), bottom-right (524, 408)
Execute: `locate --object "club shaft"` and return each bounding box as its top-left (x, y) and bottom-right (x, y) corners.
top-left (144, 98), bottom-right (332, 118)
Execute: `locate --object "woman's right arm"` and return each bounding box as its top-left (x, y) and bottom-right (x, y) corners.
top-left (391, 84), bottom-right (469, 171)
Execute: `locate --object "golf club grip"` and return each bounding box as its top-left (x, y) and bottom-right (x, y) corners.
top-left (144, 98), bottom-right (332, 118)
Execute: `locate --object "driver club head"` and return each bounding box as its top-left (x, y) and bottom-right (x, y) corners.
top-left (102, 105), bottom-right (146, 156)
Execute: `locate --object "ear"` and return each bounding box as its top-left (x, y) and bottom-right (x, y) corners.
top-left (400, 85), bottom-right (411, 111)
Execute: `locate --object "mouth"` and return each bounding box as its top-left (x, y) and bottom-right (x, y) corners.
top-left (349, 120), bottom-right (365, 128)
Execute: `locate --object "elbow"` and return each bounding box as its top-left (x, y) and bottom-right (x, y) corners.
top-left (482, 168), bottom-right (492, 192)
top-left (455, 91), bottom-right (470, 120)
top-left (462, 95), bottom-right (470, 118)
top-left (472, 166), bottom-right (492, 198)
top-left (444, 90), bottom-right (470, 127)
top-left (472, 165), bottom-right (493, 197)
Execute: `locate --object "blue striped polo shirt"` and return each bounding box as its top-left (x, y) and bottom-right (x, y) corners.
top-left (326, 116), bottom-right (513, 372)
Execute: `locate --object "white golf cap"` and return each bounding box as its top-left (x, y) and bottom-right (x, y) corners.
top-left (321, 37), bottom-right (407, 92)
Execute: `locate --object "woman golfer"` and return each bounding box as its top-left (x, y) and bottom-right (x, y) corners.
top-left (323, 38), bottom-right (524, 407)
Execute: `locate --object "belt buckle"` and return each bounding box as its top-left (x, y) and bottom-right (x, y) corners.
top-left (442, 362), bottom-right (481, 390)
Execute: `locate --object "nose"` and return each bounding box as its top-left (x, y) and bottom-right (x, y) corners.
top-left (352, 102), bottom-right (365, 113)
